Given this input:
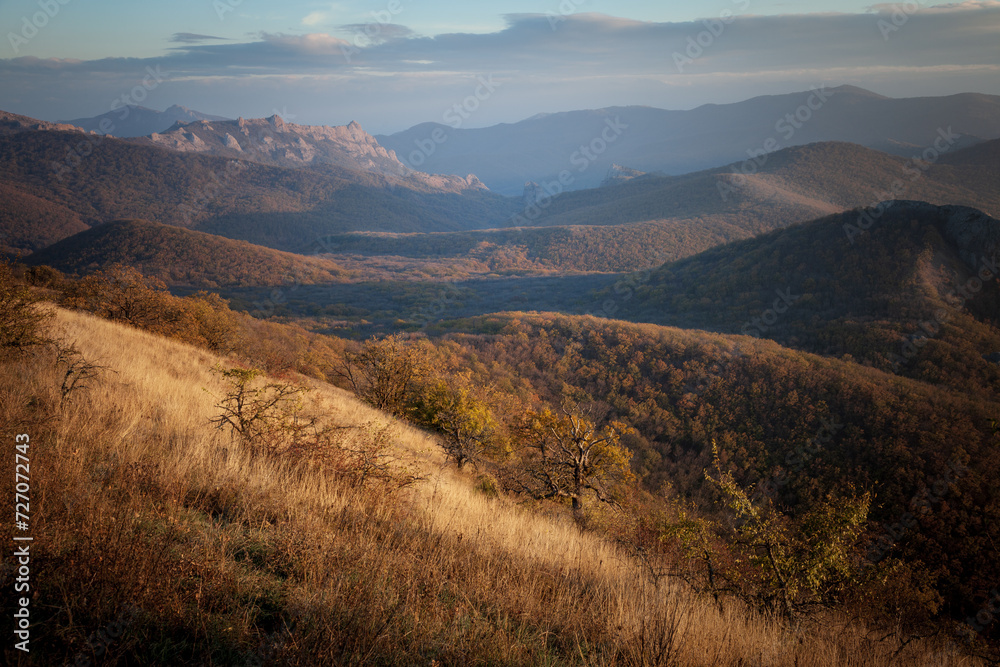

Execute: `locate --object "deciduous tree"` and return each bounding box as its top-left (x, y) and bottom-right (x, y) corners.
top-left (512, 406), bottom-right (635, 518)
top-left (409, 372), bottom-right (509, 469)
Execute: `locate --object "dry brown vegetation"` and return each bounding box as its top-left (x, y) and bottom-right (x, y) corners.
top-left (0, 303), bottom-right (979, 665)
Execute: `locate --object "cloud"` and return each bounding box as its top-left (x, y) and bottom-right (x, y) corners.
top-left (1, 4), bottom-right (999, 130)
top-left (302, 11), bottom-right (330, 27)
top-left (170, 33), bottom-right (230, 44)
top-left (867, 0), bottom-right (1000, 11)
top-left (9, 6), bottom-right (999, 77)
top-left (336, 23), bottom-right (414, 44)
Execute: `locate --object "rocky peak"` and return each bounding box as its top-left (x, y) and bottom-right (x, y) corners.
top-left (0, 110), bottom-right (89, 136)
top-left (601, 163), bottom-right (646, 187)
top-left (137, 114), bottom-right (488, 193)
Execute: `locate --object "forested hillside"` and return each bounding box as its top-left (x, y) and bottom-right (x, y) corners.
top-left (26, 219), bottom-right (351, 287)
top-left (610, 202), bottom-right (1000, 400)
top-left (430, 312), bottom-right (999, 641)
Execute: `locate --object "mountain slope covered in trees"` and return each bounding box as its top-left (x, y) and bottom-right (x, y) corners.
top-left (308, 141), bottom-right (1000, 277)
top-left (25, 219), bottom-right (351, 287)
top-left (602, 201), bottom-right (1000, 400)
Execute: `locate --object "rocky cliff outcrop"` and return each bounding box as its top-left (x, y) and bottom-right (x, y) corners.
top-left (140, 115), bottom-right (486, 193)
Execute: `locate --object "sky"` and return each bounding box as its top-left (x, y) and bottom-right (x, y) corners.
top-left (0, 0), bottom-right (998, 133)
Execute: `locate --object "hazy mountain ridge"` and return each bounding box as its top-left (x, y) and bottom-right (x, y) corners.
top-left (61, 104), bottom-right (230, 138)
top-left (301, 140), bottom-right (1000, 280)
top-left (513, 140), bottom-right (1000, 230)
top-left (377, 86), bottom-right (1000, 194)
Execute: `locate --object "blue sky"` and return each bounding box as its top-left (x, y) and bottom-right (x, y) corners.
top-left (1, 0), bottom-right (998, 133)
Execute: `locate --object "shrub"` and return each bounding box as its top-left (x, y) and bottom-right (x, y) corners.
top-left (209, 366), bottom-right (417, 488)
top-left (0, 260), bottom-right (53, 356)
top-left (335, 334), bottom-right (428, 415)
top-left (63, 263), bottom-right (181, 333)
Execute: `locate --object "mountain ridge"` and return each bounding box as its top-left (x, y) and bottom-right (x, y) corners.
top-left (61, 104), bottom-right (230, 138)
top-left (0, 116), bottom-right (517, 253)
top-left (132, 114), bottom-right (487, 193)
top-left (377, 86), bottom-right (1000, 194)
top-left (25, 218), bottom-right (351, 287)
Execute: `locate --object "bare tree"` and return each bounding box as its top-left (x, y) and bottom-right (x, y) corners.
top-left (0, 261), bottom-right (53, 355)
top-left (335, 334), bottom-right (427, 415)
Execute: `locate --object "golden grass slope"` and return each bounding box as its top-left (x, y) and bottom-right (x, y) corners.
top-left (1, 306), bottom-right (972, 665)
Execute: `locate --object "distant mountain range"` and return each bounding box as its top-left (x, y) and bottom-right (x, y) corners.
top-left (5, 93), bottom-right (999, 280)
top-left (61, 104), bottom-right (229, 138)
top-left (0, 112), bottom-right (516, 254)
top-left (309, 139), bottom-right (1000, 275)
top-left (130, 114), bottom-right (485, 192)
top-left (376, 86), bottom-right (1000, 194)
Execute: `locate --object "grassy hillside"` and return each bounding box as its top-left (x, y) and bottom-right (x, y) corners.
top-left (26, 219), bottom-right (351, 287)
top-left (430, 311), bottom-right (1000, 642)
top-left (1, 306), bottom-right (959, 665)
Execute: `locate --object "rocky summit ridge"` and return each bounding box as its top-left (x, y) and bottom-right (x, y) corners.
top-left (141, 115), bottom-right (486, 193)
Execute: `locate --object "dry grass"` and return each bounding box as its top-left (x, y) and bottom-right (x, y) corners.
top-left (0, 307), bottom-right (974, 665)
